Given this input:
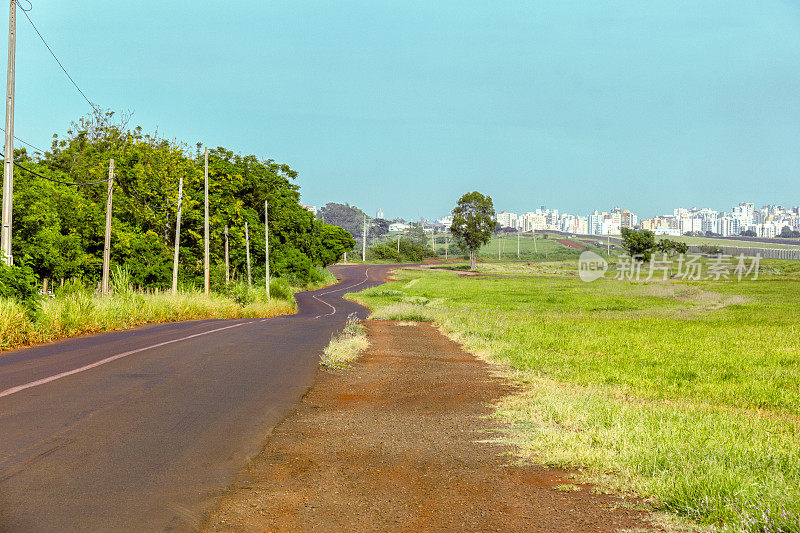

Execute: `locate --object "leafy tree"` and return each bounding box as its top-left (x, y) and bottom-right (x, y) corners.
top-left (406, 223), bottom-right (427, 245)
top-left (3, 110), bottom-right (353, 290)
top-left (450, 191), bottom-right (495, 270)
top-left (372, 218), bottom-right (389, 237)
top-left (655, 239), bottom-right (688, 256)
top-left (778, 226), bottom-right (800, 238)
top-left (741, 229), bottom-right (757, 237)
top-left (620, 227), bottom-right (656, 261)
top-left (317, 202), bottom-right (368, 239)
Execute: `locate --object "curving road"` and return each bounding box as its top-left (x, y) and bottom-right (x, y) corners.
top-left (0, 264), bottom-right (395, 532)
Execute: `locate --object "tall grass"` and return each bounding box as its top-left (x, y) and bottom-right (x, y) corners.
top-left (0, 283), bottom-right (295, 352)
top-left (351, 263), bottom-right (800, 532)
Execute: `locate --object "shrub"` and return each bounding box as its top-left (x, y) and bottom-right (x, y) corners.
top-left (0, 263), bottom-right (39, 310)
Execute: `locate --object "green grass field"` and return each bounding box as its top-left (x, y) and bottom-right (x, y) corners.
top-left (660, 235), bottom-right (800, 250)
top-left (427, 233), bottom-right (617, 262)
top-left (350, 260), bottom-right (800, 532)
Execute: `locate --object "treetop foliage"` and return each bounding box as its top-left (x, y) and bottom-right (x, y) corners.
top-left (3, 110), bottom-right (354, 290)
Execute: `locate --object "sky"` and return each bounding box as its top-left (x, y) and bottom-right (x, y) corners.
top-left (4, 1), bottom-right (800, 220)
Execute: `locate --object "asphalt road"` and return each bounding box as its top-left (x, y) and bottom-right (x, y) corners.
top-left (0, 264), bottom-right (396, 532)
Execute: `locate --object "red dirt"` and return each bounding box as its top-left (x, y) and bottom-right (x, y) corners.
top-left (201, 321), bottom-right (657, 532)
top-left (556, 239), bottom-right (587, 249)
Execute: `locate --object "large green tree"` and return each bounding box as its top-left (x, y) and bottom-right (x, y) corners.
top-left (450, 191), bottom-right (495, 270)
top-left (620, 227), bottom-right (656, 261)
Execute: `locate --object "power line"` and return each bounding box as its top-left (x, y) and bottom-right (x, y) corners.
top-left (1, 152), bottom-right (109, 186)
top-left (0, 126), bottom-right (46, 153)
top-left (18, 3), bottom-right (101, 114)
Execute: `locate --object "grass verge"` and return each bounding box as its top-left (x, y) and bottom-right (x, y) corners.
top-left (320, 314), bottom-right (368, 370)
top-left (0, 288), bottom-right (296, 352)
top-left (349, 262), bottom-right (800, 532)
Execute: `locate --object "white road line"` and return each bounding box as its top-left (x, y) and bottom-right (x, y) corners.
top-left (0, 320), bottom-right (256, 399)
top-left (312, 267), bottom-right (373, 319)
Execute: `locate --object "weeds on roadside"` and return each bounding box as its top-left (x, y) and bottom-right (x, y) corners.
top-left (320, 314), bottom-right (368, 369)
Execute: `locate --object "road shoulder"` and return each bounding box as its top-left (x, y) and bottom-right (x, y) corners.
top-left (201, 319), bottom-right (657, 532)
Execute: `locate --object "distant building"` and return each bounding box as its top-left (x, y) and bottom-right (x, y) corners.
top-left (496, 211), bottom-right (518, 229)
top-left (300, 204), bottom-right (317, 216)
top-left (389, 222), bottom-right (410, 232)
top-left (377, 208), bottom-right (384, 220)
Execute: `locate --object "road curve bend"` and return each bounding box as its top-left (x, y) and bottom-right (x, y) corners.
top-left (0, 264), bottom-right (397, 532)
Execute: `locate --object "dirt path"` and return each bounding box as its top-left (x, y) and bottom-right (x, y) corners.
top-left (202, 321), bottom-right (656, 532)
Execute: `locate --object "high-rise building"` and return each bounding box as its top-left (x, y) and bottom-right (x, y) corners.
top-left (496, 211), bottom-right (518, 229)
top-left (588, 211), bottom-right (603, 235)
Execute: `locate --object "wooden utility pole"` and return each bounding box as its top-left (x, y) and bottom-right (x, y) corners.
top-left (224, 225), bottom-right (229, 286)
top-left (171, 175), bottom-right (183, 293)
top-left (245, 221), bottom-right (251, 286)
top-left (101, 160), bottom-right (114, 295)
top-left (533, 229), bottom-right (537, 252)
top-left (397, 234), bottom-right (400, 253)
top-left (361, 215), bottom-right (367, 262)
top-left (264, 200), bottom-right (270, 299)
top-left (1, 0), bottom-right (16, 266)
top-left (203, 147), bottom-right (210, 295)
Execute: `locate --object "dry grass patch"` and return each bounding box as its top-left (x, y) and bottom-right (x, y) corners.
top-left (320, 314), bottom-right (369, 370)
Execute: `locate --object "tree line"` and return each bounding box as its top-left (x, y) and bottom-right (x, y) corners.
top-left (1, 111), bottom-right (354, 291)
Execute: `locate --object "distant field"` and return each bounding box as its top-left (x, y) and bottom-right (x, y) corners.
top-left (444, 233), bottom-right (618, 261)
top-left (660, 235), bottom-right (800, 250)
top-left (351, 259), bottom-right (800, 532)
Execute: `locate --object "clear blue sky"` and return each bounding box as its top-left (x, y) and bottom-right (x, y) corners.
top-left (5, 1), bottom-right (800, 220)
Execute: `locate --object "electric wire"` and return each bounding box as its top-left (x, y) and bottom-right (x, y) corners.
top-left (1, 152), bottom-right (109, 186)
top-left (17, 2), bottom-right (101, 114)
top-left (0, 126), bottom-right (47, 153)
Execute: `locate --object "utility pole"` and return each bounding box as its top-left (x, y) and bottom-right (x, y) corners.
top-left (203, 147), bottom-right (210, 295)
top-left (445, 236), bottom-right (448, 260)
top-left (1, 0), bottom-right (16, 266)
top-left (362, 215), bottom-right (368, 262)
top-left (533, 229), bottom-right (537, 252)
top-left (245, 221), bottom-right (251, 286)
top-left (498, 235), bottom-right (501, 260)
top-left (172, 175), bottom-right (183, 292)
top-left (224, 224), bottom-right (229, 287)
top-left (517, 231), bottom-right (520, 259)
top-left (264, 200), bottom-right (270, 299)
top-left (607, 234), bottom-right (610, 256)
top-left (397, 234), bottom-right (400, 253)
top-left (101, 159), bottom-right (114, 295)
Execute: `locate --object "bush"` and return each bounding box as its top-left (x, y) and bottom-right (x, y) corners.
top-left (0, 263), bottom-right (39, 309)
top-left (368, 240), bottom-right (436, 262)
top-left (271, 247), bottom-right (321, 286)
top-left (698, 245), bottom-right (723, 255)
